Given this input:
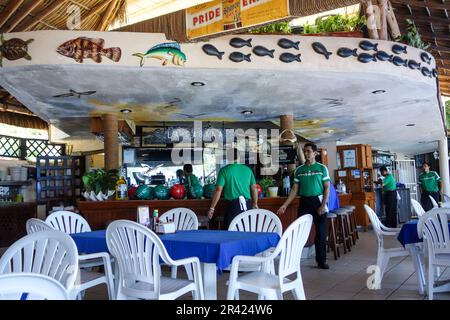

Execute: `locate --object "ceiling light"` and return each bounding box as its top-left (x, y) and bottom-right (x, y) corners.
top-left (191, 82), bottom-right (205, 87)
top-left (406, 124), bottom-right (415, 127)
top-left (372, 90), bottom-right (386, 94)
top-left (120, 109), bottom-right (132, 114)
top-left (241, 110), bottom-right (253, 115)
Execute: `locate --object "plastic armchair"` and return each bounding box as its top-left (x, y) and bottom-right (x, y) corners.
top-left (227, 214), bottom-right (312, 300)
top-left (429, 195), bottom-right (439, 209)
top-left (364, 205), bottom-right (409, 287)
top-left (26, 218), bottom-right (53, 234)
top-left (106, 220), bottom-right (204, 300)
top-left (410, 199), bottom-right (426, 218)
top-left (0, 273), bottom-right (71, 300)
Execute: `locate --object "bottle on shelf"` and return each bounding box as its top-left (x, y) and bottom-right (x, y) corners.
top-left (116, 176), bottom-right (128, 200)
top-left (282, 166), bottom-right (291, 197)
top-left (151, 209), bottom-right (159, 232)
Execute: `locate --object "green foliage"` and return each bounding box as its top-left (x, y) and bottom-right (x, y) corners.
top-left (398, 19), bottom-right (430, 50)
top-left (259, 176), bottom-right (275, 195)
top-left (302, 14), bottom-right (366, 34)
top-left (82, 169), bottom-right (119, 194)
top-left (249, 21), bottom-right (291, 34)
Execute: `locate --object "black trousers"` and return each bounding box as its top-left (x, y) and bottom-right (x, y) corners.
top-left (384, 190), bottom-right (398, 228)
top-left (223, 198), bottom-right (253, 230)
top-left (298, 196), bottom-right (327, 265)
top-left (421, 191), bottom-right (439, 212)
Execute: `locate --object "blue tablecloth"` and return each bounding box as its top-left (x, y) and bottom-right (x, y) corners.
top-left (398, 220), bottom-right (450, 247)
top-left (71, 229), bottom-right (280, 272)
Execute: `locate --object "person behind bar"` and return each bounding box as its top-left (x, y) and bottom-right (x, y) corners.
top-left (378, 166), bottom-right (398, 228)
top-left (183, 164), bottom-right (200, 188)
top-left (207, 150), bottom-right (259, 229)
top-left (418, 162), bottom-right (442, 211)
top-left (277, 142), bottom-right (331, 270)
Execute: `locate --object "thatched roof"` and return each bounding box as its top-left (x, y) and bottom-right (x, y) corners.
top-left (0, 0), bottom-right (127, 32)
top-left (390, 0), bottom-right (450, 97)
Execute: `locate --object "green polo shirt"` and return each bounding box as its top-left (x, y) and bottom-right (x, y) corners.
top-left (216, 164), bottom-right (256, 200)
top-left (382, 173), bottom-right (396, 192)
top-left (184, 174), bottom-right (200, 187)
top-left (294, 162), bottom-right (331, 197)
top-left (419, 171), bottom-right (441, 192)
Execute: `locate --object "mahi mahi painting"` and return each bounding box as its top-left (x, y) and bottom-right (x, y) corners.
top-left (133, 42), bottom-right (186, 67)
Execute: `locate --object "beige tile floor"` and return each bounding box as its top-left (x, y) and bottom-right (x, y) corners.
top-left (3, 229), bottom-right (450, 300)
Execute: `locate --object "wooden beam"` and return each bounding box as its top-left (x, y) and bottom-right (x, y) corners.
top-left (1, 0), bottom-right (45, 33)
top-left (15, 0), bottom-right (67, 32)
top-left (363, 0), bottom-right (380, 39)
top-left (97, 0), bottom-right (117, 31)
top-left (80, 0), bottom-right (112, 25)
top-left (418, 33), bottom-right (450, 41)
top-left (390, 0), bottom-right (450, 11)
top-left (395, 14), bottom-right (450, 26)
top-left (0, 0), bottom-right (26, 29)
top-left (377, 0), bottom-right (389, 40)
top-left (386, 1), bottom-right (401, 39)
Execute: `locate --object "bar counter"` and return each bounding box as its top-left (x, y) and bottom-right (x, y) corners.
top-left (0, 202), bottom-right (37, 247)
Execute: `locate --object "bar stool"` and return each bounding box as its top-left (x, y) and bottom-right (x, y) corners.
top-left (341, 207), bottom-right (356, 247)
top-left (342, 205), bottom-right (359, 242)
top-left (326, 212), bottom-right (340, 260)
top-left (334, 208), bottom-right (352, 253)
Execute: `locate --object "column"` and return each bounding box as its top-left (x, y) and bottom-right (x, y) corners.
top-left (319, 141), bottom-right (337, 184)
top-left (439, 137), bottom-right (450, 195)
top-left (103, 113), bottom-right (119, 171)
top-left (280, 115), bottom-right (296, 173)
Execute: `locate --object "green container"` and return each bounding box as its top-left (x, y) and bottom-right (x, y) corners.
top-left (154, 185), bottom-right (170, 200)
top-left (203, 184), bottom-right (216, 199)
top-left (135, 185), bottom-right (153, 200)
top-left (188, 184), bottom-right (204, 199)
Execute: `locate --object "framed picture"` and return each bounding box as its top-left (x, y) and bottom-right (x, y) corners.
top-left (137, 206), bottom-right (150, 226)
top-left (343, 149), bottom-right (356, 168)
top-left (338, 170), bottom-right (347, 177)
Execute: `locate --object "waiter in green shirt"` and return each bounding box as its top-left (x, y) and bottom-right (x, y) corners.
top-left (418, 162), bottom-right (442, 211)
top-left (277, 143), bottom-right (331, 270)
top-left (208, 153), bottom-right (259, 229)
top-left (378, 166), bottom-right (398, 228)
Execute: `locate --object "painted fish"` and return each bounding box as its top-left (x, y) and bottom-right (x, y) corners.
top-left (230, 38), bottom-right (252, 48)
top-left (133, 42), bottom-right (186, 66)
top-left (229, 52), bottom-right (251, 63)
top-left (407, 59), bottom-right (421, 70)
top-left (359, 40), bottom-right (378, 52)
top-left (202, 44), bottom-right (224, 60)
top-left (253, 45), bottom-right (275, 58)
top-left (375, 51), bottom-right (393, 62)
top-left (337, 47), bottom-right (358, 58)
top-left (279, 53), bottom-right (301, 63)
top-left (420, 52), bottom-right (432, 64)
top-left (278, 38), bottom-right (300, 50)
top-left (432, 68), bottom-right (438, 78)
top-left (0, 34), bottom-right (34, 67)
top-left (391, 56), bottom-right (408, 67)
top-left (392, 44), bottom-right (407, 55)
top-left (57, 37), bottom-right (121, 63)
top-left (357, 53), bottom-right (377, 63)
top-left (421, 67), bottom-right (431, 77)
top-left (312, 42), bottom-right (332, 60)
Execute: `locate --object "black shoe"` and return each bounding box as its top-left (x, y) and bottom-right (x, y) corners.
top-left (318, 263), bottom-right (329, 270)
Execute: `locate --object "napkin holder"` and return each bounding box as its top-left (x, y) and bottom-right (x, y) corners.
top-left (156, 222), bottom-right (176, 234)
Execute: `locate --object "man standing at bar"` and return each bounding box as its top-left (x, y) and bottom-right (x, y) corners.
top-left (277, 142), bottom-right (331, 269)
top-left (418, 162), bottom-right (442, 211)
top-left (207, 151), bottom-right (259, 229)
top-left (378, 166), bottom-right (398, 228)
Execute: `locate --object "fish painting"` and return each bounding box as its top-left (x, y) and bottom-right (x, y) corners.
top-left (312, 42), bottom-right (332, 60)
top-left (0, 34), bottom-right (34, 67)
top-left (420, 52), bottom-right (432, 64)
top-left (391, 56), bottom-right (408, 67)
top-left (279, 53), bottom-right (301, 63)
top-left (133, 42), bottom-right (186, 67)
top-left (376, 51), bottom-right (393, 62)
top-left (407, 59), bottom-right (421, 70)
top-left (337, 47), bottom-right (358, 58)
top-left (392, 44), bottom-right (407, 55)
top-left (278, 38), bottom-right (300, 50)
top-left (230, 38), bottom-right (252, 48)
top-left (202, 44), bottom-right (224, 60)
top-left (359, 40), bottom-right (378, 51)
top-left (357, 53), bottom-right (377, 63)
top-left (253, 46), bottom-right (275, 58)
top-left (421, 67), bottom-right (431, 77)
top-left (53, 89), bottom-right (96, 98)
top-left (229, 52), bottom-right (251, 63)
top-left (57, 37), bottom-right (121, 63)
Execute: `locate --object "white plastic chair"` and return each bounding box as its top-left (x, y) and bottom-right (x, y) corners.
top-left (46, 210), bottom-right (92, 233)
top-left (443, 194), bottom-right (450, 203)
top-left (429, 195), bottom-right (439, 208)
top-left (364, 205), bottom-right (409, 287)
top-left (226, 214), bottom-right (312, 300)
top-left (0, 273), bottom-right (70, 300)
top-left (26, 218), bottom-right (53, 234)
top-left (159, 208), bottom-right (199, 279)
top-left (106, 220), bottom-right (204, 300)
top-left (227, 209), bottom-right (283, 273)
top-left (418, 210), bottom-right (450, 300)
top-left (410, 199), bottom-right (426, 218)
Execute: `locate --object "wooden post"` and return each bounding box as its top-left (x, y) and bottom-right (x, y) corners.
top-left (363, 0), bottom-right (380, 39)
top-left (386, 1), bottom-right (401, 40)
top-left (280, 115), bottom-right (296, 173)
top-left (376, 0), bottom-right (388, 40)
top-left (102, 113), bottom-right (119, 171)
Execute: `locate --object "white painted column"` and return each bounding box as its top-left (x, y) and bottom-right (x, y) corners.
top-left (318, 141), bottom-right (337, 184)
top-left (439, 138), bottom-right (450, 195)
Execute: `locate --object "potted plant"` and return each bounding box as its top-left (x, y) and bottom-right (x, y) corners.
top-left (301, 14), bottom-right (366, 38)
top-left (396, 19), bottom-right (430, 50)
top-left (259, 177), bottom-right (278, 198)
top-left (82, 169), bottom-right (119, 201)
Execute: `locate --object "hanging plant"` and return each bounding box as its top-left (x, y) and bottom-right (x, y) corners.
top-left (397, 19), bottom-right (430, 50)
top-left (249, 21), bottom-right (291, 34)
top-left (302, 14), bottom-right (366, 34)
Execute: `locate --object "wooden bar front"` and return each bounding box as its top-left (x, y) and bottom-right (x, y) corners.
top-left (0, 203), bottom-right (37, 247)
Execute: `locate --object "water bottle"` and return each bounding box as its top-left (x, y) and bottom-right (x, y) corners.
top-left (282, 166), bottom-right (290, 197)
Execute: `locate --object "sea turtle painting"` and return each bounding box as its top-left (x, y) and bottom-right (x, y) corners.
top-left (0, 34), bottom-right (34, 67)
